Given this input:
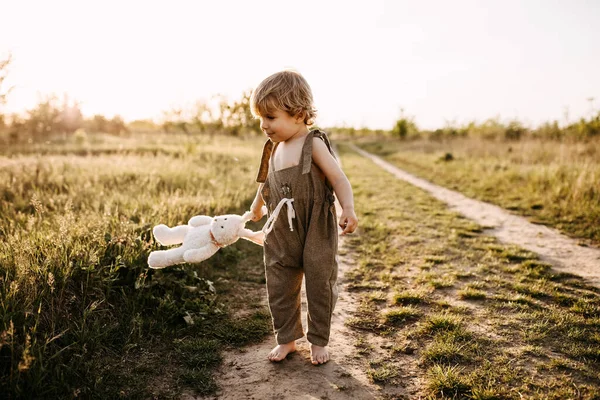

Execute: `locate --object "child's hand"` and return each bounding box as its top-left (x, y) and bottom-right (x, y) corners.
top-left (339, 208), bottom-right (358, 235)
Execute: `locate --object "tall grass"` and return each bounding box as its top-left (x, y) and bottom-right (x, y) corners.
top-left (0, 133), bottom-right (268, 398)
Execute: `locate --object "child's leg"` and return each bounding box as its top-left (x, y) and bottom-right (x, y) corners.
top-left (265, 261), bottom-right (304, 357)
top-left (304, 251), bottom-right (338, 364)
top-left (304, 263), bottom-right (338, 344)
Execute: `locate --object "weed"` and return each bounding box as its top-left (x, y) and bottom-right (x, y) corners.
top-left (393, 290), bottom-right (427, 305)
top-left (367, 362), bottom-right (399, 383)
top-left (425, 364), bottom-right (471, 398)
top-left (383, 307), bottom-right (421, 325)
top-left (422, 313), bottom-right (463, 334)
top-left (458, 287), bottom-right (487, 300)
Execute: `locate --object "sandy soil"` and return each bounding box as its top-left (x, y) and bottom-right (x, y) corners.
top-left (351, 144), bottom-right (600, 287)
top-left (192, 145), bottom-right (599, 400)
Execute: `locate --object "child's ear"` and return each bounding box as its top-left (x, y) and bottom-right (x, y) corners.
top-left (295, 111), bottom-right (305, 124)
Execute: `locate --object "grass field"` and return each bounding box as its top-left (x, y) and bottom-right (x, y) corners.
top-left (2, 132), bottom-right (599, 399)
top-left (338, 143), bottom-right (600, 398)
top-left (355, 137), bottom-right (600, 247)
top-left (0, 133), bottom-right (271, 398)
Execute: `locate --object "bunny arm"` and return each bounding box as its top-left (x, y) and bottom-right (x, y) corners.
top-left (183, 243), bottom-right (220, 263)
top-left (188, 215), bottom-right (213, 227)
top-left (239, 228), bottom-right (264, 246)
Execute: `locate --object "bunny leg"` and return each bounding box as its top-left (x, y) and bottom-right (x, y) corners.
top-left (183, 244), bottom-right (219, 264)
top-left (148, 247), bottom-right (186, 269)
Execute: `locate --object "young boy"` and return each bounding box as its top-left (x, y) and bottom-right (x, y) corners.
top-left (249, 70), bottom-right (358, 365)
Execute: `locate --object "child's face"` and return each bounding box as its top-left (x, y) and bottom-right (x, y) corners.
top-left (259, 109), bottom-right (304, 143)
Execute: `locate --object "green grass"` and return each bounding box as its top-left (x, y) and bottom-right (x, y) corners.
top-left (366, 361), bottom-right (399, 383)
top-left (393, 290), bottom-right (427, 305)
top-left (426, 364), bottom-right (471, 398)
top-left (357, 137), bottom-right (600, 246)
top-left (338, 142), bottom-right (600, 399)
top-left (421, 313), bottom-right (463, 334)
top-left (384, 306), bottom-right (421, 325)
top-left (458, 287), bottom-right (487, 300)
top-left (0, 133), bottom-right (270, 398)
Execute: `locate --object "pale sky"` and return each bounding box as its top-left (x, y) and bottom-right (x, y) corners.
top-left (1, 0), bottom-right (599, 130)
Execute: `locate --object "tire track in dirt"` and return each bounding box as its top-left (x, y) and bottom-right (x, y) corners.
top-left (350, 144), bottom-right (600, 288)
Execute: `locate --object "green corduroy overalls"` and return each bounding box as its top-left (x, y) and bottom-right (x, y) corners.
top-left (256, 130), bottom-right (339, 346)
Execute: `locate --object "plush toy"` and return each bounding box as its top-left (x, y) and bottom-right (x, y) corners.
top-left (148, 209), bottom-right (266, 269)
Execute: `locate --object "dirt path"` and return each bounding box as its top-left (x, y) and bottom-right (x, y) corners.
top-left (350, 144), bottom-right (600, 287)
top-left (194, 229), bottom-right (400, 400)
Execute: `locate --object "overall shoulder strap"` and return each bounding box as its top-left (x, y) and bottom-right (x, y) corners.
top-left (314, 130), bottom-right (335, 158)
top-left (256, 139), bottom-right (273, 183)
top-left (301, 130), bottom-right (336, 175)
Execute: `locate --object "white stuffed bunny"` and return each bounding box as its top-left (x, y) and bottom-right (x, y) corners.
top-left (148, 209), bottom-right (265, 269)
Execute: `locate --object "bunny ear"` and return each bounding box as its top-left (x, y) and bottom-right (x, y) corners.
top-left (239, 228), bottom-right (264, 246)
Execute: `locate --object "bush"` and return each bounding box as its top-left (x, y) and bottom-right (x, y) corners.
top-left (391, 111), bottom-right (419, 139)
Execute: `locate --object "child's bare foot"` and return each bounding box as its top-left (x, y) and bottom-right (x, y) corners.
top-left (268, 341), bottom-right (296, 362)
top-left (310, 344), bottom-right (330, 365)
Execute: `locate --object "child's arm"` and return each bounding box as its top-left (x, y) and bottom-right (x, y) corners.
top-left (249, 183), bottom-right (266, 222)
top-left (312, 139), bottom-right (358, 235)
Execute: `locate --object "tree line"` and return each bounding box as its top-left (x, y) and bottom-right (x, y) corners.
top-left (1, 54), bottom-right (598, 143)
top-left (0, 55), bottom-right (260, 144)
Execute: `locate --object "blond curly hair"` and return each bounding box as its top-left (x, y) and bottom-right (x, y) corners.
top-left (250, 70), bottom-right (317, 126)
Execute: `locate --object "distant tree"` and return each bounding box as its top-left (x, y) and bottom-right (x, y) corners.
top-left (0, 54), bottom-right (12, 108)
top-left (570, 112), bottom-right (600, 139)
top-left (58, 94), bottom-right (83, 134)
top-left (471, 117), bottom-right (505, 140)
top-left (533, 121), bottom-right (562, 140)
top-left (107, 115), bottom-right (128, 135)
top-left (161, 107), bottom-right (189, 134)
top-left (504, 120), bottom-right (527, 141)
top-left (7, 113), bottom-right (25, 142)
top-left (24, 95), bottom-right (62, 138)
top-left (230, 89), bottom-right (260, 134)
top-left (218, 90), bottom-right (262, 135)
top-left (127, 119), bottom-right (160, 133)
top-left (86, 114), bottom-right (109, 133)
top-left (0, 54), bottom-right (13, 132)
top-left (191, 99), bottom-right (222, 135)
top-left (391, 108), bottom-right (418, 139)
